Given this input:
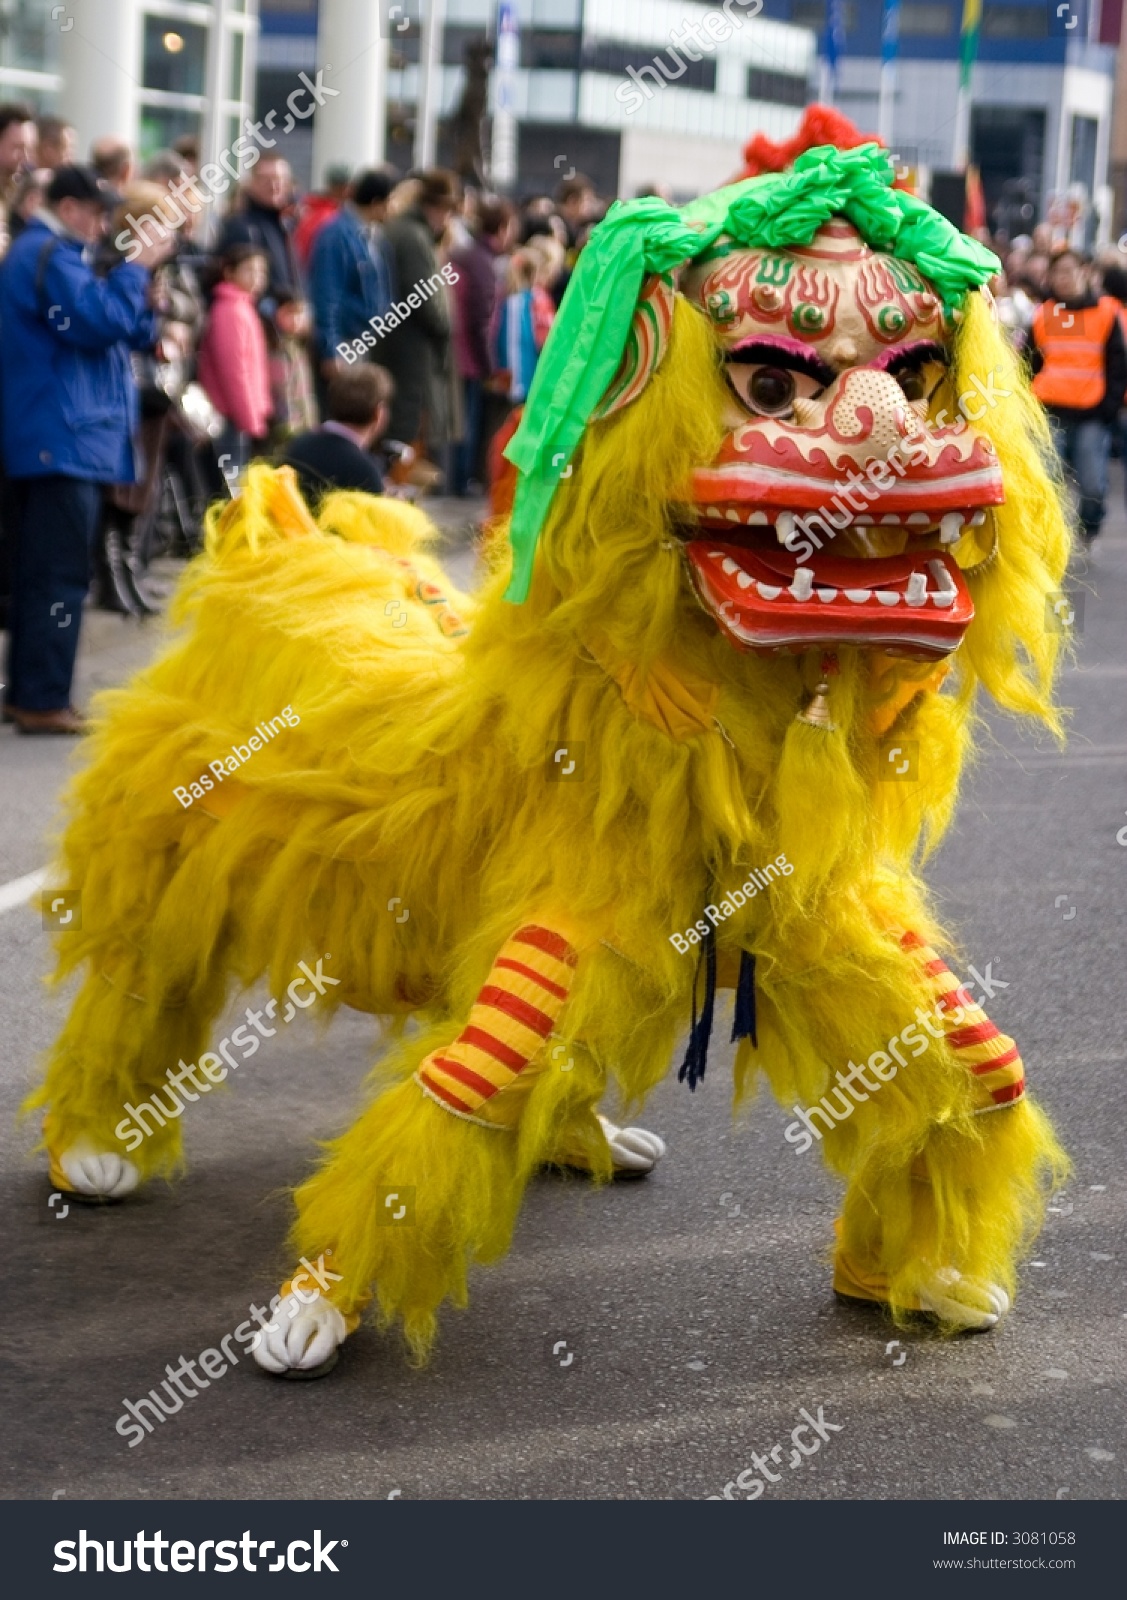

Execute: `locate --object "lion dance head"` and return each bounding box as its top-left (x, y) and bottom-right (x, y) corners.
top-left (498, 110), bottom-right (1069, 910)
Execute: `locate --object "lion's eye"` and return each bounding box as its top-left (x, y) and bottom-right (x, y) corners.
top-left (726, 358), bottom-right (823, 419)
top-left (748, 367), bottom-right (796, 414)
top-left (896, 365), bottom-right (929, 402)
top-left (887, 348), bottom-right (948, 406)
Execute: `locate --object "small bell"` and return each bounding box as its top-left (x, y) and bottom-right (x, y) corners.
top-left (797, 649), bottom-right (839, 729)
top-left (798, 678), bottom-right (835, 729)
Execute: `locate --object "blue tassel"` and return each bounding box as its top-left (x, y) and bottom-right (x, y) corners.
top-left (731, 950), bottom-right (757, 1047)
top-left (678, 923), bottom-right (717, 1091)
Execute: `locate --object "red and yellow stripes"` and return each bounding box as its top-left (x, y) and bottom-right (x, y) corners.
top-left (415, 926), bottom-right (578, 1128)
top-left (900, 931), bottom-right (1024, 1111)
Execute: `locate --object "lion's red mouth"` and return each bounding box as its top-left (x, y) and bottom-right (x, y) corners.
top-left (686, 533), bottom-right (973, 659)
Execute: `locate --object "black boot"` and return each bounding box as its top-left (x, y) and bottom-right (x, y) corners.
top-left (95, 518), bottom-right (143, 616)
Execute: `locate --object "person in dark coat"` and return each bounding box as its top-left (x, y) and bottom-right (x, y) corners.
top-left (448, 197), bottom-right (512, 494)
top-left (0, 165), bottom-right (167, 732)
top-left (279, 364), bottom-right (391, 508)
top-left (217, 153), bottom-right (301, 315)
top-left (373, 170), bottom-right (458, 458)
top-left (308, 169), bottom-right (395, 403)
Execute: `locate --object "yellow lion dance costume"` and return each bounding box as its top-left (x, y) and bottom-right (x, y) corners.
top-left (30, 121), bottom-right (1070, 1376)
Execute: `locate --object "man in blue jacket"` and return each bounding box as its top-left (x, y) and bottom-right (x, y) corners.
top-left (308, 169), bottom-right (394, 403)
top-left (0, 164), bottom-right (168, 733)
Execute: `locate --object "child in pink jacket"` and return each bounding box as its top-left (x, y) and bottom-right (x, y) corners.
top-left (198, 245), bottom-right (272, 477)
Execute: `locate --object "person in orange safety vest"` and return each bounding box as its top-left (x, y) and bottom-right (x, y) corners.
top-left (1029, 249), bottom-right (1127, 547)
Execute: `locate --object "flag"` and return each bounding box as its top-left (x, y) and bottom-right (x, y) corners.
top-left (824, 0), bottom-right (846, 91)
top-left (964, 164), bottom-right (986, 234)
top-left (959, 0), bottom-right (982, 89)
top-left (881, 0), bottom-right (901, 65)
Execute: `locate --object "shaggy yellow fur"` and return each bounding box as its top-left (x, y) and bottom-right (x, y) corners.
top-left (30, 291), bottom-right (1069, 1348)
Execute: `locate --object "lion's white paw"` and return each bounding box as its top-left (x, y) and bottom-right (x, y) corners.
top-left (597, 1114), bottom-right (667, 1175)
top-left (918, 1268), bottom-right (1011, 1330)
top-left (252, 1292), bottom-right (350, 1375)
top-left (55, 1141), bottom-right (140, 1200)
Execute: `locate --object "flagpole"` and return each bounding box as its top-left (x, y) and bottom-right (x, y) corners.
top-left (879, 0), bottom-right (899, 147)
top-left (953, 85), bottom-right (971, 170)
top-left (878, 60), bottom-right (895, 146)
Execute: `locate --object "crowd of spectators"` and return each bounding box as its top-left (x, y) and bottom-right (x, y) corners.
top-left (989, 223), bottom-right (1127, 552)
top-left (0, 94), bottom-right (608, 734)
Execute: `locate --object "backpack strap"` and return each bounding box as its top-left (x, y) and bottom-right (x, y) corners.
top-left (34, 236), bottom-right (60, 321)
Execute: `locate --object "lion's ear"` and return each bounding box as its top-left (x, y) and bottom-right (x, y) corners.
top-left (591, 274), bottom-right (677, 420)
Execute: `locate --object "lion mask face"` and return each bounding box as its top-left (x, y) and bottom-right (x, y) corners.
top-left (670, 220), bottom-right (1004, 662)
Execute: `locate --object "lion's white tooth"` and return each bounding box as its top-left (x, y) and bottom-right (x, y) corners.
top-left (880, 514), bottom-right (901, 525)
top-left (757, 582), bottom-right (782, 600)
top-left (940, 512), bottom-right (964, 544)
top-left (703, 507), bottom-right (720, 520)
top-left (789, 567), bottom-right (814, 601)
top-left (747, 510), bottom-right (769, 525)
top-left (929, 559), bottom-right (957, 607)
top-left (970, 509), bottom-right (986, 526)
top-left (722, 557), bottom-right (739, 575)
top-left (906, 512), bottom-right (930, 525)
top-left (776, 511), bottom-right (795, 545)
top-left (844, 588), bottom-right (872, 604)
top-left (735, 569), bottom-right (753, 589)
top-left (875, 589), bottom-right (900, 606)
top-left (853, 514), bottom-right (873, 525)
top-left (815, 586), bottom-right (838, 603)
top-left (725, 508), bottom-right (742, 522)
top-left (906, 572), bottom-right (927, 606)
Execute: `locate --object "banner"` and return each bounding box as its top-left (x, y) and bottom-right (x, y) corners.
top-left (881, 0), bottom-right (901, 65)
top-left (824, 0), bottom-right (846, 90)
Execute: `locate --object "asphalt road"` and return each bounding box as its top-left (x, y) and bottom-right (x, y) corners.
top-left (1, 492), bottom-right (1124, 1503)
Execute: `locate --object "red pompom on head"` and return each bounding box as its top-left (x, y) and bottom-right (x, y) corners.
top-left (738, 105), bottom-right (879, 179)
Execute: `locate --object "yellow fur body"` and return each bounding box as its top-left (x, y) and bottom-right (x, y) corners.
top-left (30, 292), bottom-right (1069, 1358)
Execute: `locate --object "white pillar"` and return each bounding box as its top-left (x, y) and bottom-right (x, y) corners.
top-left (312, 0), bottom-right (388, 182)
top-left (57, 0), bottom-right (141, 157)
top-left (878, 61), bottom-right (895, 148)
top-left (202, 0), bottom-right (233, 182)
top-left (415, 0), bottom-right (447, 170)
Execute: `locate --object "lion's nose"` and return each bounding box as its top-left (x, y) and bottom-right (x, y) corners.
top-left (822, 366), bottom-right (916, 449)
